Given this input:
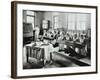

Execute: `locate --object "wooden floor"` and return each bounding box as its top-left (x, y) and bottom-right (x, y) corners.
top-left (23, 52), bottom-right (90, 69)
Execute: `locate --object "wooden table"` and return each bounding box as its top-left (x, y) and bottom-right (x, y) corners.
top-left (25, 42), bottom-right (35, 62)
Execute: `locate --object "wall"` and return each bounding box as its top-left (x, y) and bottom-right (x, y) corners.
top-left (43, 12), bottom-right (53, 27)
top-left (35, 11), bottom-right (44, 28)
top-left (24, 11), bottom-right (90, 30)
top-left (43, 12), bottom-right (90, 30)
top-left (0, 0), bottom-right (99, 80)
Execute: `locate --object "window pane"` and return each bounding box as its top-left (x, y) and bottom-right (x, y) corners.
top-left (26, 16), bottom-right (34, 23)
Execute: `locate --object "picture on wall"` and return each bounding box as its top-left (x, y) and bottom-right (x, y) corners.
top-left (11, 1), bottom-right (97, 78)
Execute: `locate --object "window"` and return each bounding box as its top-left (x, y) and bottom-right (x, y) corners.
top-left (76, 14), bottom-right (89, 31)
top-left (23, 10), bottom-right (35, 28)
top-left (53, 16), bottom-right (59, 29)
top-left (67, 13), bottom-right (76, 30)
top-left (67, 13), bottom-right (90, 31)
